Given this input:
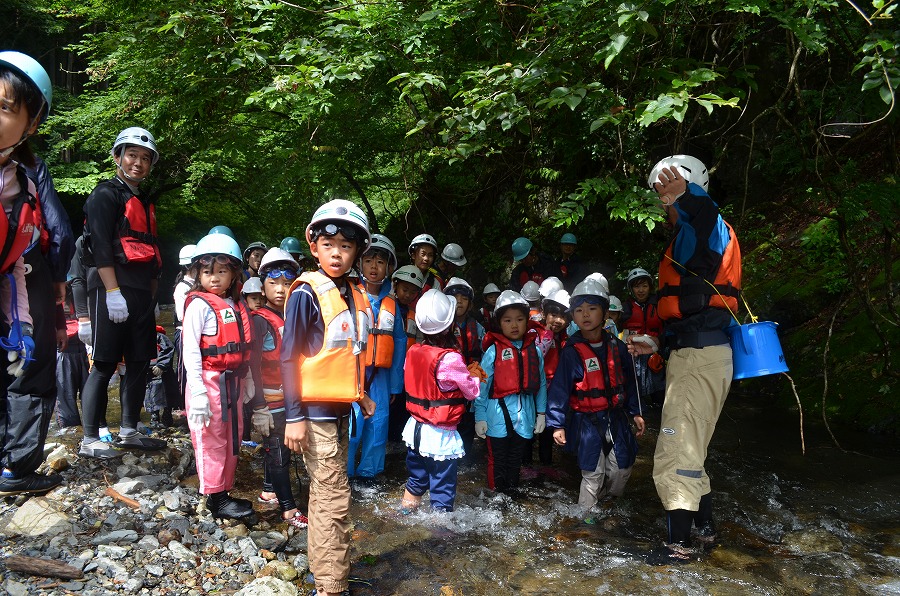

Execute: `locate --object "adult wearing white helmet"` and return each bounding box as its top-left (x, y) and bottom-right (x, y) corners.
top-left (475, 289), bottom-right (548, 494)
top-left (79, 126), bottom-right (166, 459)
top-left (637, 153), bottom-right (741, 566)
top-left (408, 233), bottom-right (443, 293)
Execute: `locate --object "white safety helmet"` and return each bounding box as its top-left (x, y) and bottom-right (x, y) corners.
top-left (483, 282), bottom-right (501, 296)
top-left (305, 199), bottom-right (371, 249)
top-left (520, 280), bottom-right (541, 302)
top-left (570, 278), bottom-right (610, 309)
top-left (493, 290), bottom-right (529, 317)
top-left (441, 243), bottom-right (467, 266)
top-left (242, 276), bottom-right (263, 295)
top-left (408, 233), bottom-right (438, 255)
top-left (543, 289), bottom-right (570, 311)
top-left (392, 265), bottom-right (425, 289)
top-left (193, 233), bottom-right (242, 263)
top-left (539, 276), bottom-right (564, 298)
top-left (259, 247), bottom-right (299, 275)
top-left (364, 233), bottom-right (397, 270)
top-left (178, 244), bottom-right (196, 266)
top-left (415, 289), bottom-right (457, 335)
top-left (443, 277), bottom-right (474, 300)
top-left (626, 267), bottom-right (652, 288)
top-left (608, 295), bottom-right (623, 312)
top-left (585, 272), bottom-right (610, 294)
top-left (111, 127), bottom-right (160, 164)
top-left (647, 154), bottom-right (709, 192)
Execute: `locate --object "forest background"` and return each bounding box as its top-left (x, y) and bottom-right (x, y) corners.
top-left (2, 0), bottom-right (898, 436)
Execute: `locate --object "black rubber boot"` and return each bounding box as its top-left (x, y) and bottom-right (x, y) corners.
top-left (647, 509), bottom-right (697, 566)
top-left (208, 492), bottom-right (255, 520)
top-left (695, 492), bottom-right (717, 547)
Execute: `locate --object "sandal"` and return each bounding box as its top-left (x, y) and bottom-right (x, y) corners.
top-left (646, 542), bottom-right (697, 566)
top-left (285, 511), bottom-right (309, 529)
top-left (257, 493), bottom-right (278, 505)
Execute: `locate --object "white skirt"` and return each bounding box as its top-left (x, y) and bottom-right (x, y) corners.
top-left (402, 417), bottom-right (465, 461)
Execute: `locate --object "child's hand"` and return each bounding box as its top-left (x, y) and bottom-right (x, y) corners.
top-left (474, 420), bottom-right (487, 439)
top-left (633, 415), bottom-right (646, 437)
top-left (285, 420), bottom-right (309, 453)
top-left (553, 428), bottom-right (566, 445)
top-left (467, 362), bottom-right (487, 382)
top-left (533, 413), bottom-right (546, 434)
top-left (359, 393), bottom-right (376, 418)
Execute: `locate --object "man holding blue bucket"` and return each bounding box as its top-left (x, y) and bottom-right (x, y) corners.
top-left (628, 155), bottom-right (742, 565)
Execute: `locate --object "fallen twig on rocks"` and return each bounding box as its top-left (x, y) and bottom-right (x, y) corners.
top-left (104, 486), bottom-right (140, 510)
top-left (5, 554), bottom-right (84, 579)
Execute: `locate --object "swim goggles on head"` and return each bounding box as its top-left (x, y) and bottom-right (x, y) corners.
top-left (264, 268), bottom-right (298, 281)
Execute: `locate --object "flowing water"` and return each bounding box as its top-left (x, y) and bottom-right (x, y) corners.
top-left (335, 391), bottom-right (900, 596)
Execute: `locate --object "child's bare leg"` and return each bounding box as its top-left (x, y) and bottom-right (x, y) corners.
top-left (401, 488), bottom-right (422, 510)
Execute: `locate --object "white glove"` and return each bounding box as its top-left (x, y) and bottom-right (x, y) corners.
top-left (78, 321), bottom-right (93, 346)
top-left (105, 288), bottom-right (129, 323)
top-left (252, 408), bottom-right (274, 437)
top-left (534, 413), bottom-right (546, 434)
top-left (242, 375), bottom-right (255, 404)
top-left (188, 392), bottom-right (212, 427)
top-left (475, 420), bottom-right (488, 439)
top-left (630, 334), bottom-right (659, 353)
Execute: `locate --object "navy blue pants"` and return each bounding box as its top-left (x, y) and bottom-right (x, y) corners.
top-left (405, 448), bottom-right (458, 512)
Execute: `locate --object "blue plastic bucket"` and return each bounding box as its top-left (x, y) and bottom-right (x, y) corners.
top-left (726, 321), bottom-right (789, 380)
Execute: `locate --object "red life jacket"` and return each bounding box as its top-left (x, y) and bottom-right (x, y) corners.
top-left (543, 331), bottom-right (568, 382)
top-left (484, 332), bottom-right (541, 399)
top-left (657, 219), bottom-right (741, 321)
top-left (116, 193), bottom-right (161, 268)
top-left (569, 339), bottom-right (625, 413)
top-left (479, 306), bottom-right (495, 333)
top-left (0, 167), bottom-right (43, 274)
top-left (404, 344), bottom-right (468, 427)
top-left (251, 306), bottom-right (285, 389)
top-left (454, 317), bottom-right (482, 364)
top-left (185, 292), bottom-right (253, 371)
top-left (622, 298), bottom-right (664, 337)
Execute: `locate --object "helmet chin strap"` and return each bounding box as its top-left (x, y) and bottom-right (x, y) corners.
top-left (115, 160), bottom-right (148, 183)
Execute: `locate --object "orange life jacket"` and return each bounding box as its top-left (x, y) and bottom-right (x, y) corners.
top-left (404, 344), bottom-right (468, 427)
top-left (290, 271), bottom-right (371, 403)
top-left (657, 219), bottom-right (741, 321)
top-left (569, 339), bottom-right (625, 413)
top-left (401, 305), bottom-right (418, 349)
top-left (185, 292), bottom-right (253, 371)
top-left (453, 317), bottom-right (481, 364)
top-left (485, 332), bottom-right (541, 399)
top-left (365, 294), bottom-right (396, 369)
top-left (0, 167), bottom-right (42, 274)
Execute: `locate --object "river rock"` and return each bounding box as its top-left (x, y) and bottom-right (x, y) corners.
top-left (92, 529), bottom-right (139, 545)
top-left (97, 544), bottom-right (129, 560)
top-left (0, 497), bottom-right (71, 537)
top-left (5, 579), bottom-right (28, 596)
top-left (258, 560), bottom-right (299, 581)
top-left (783, 528), bottom-right (843, 553)
top-left (112, 479), bottom-right (144, 495)
top-left (168, 539), bottom-right (196, 562)
top-left (235, 576), bottom-right (299, 596)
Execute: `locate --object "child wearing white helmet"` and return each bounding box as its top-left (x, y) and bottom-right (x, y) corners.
top-left (387, 264), bottom-right (426, 442)
top-left (620, 267), bottom-right (665, 408)
top-left (181, 232), bottom-right (262, 522)
top-left (347, 234), bottom-right (408, 483)
top-left (241, 276), bottom-right (265, 311)
top-left (408, 233), bottom-right (443, 296)
top-left (247, 248), bottom-right (309, 529)
top-left (606, 295), bottom-right (623, 337)
top-left (443, 277), bottom-right (485, 463)
top-left (477, 282), bottom-right (502, 333)
top-left (399, 289), bottom-right (482, 513)
top-left (520, 280), bottom-right (543, 322)
top-left (546, 279), bottom-right (645, 522)
top-left (280, 199), bottom-right (375, 596)
top-left (535, 289), bottom-right (571, 466)
top-left (474, 290), bottom-right (548, 494)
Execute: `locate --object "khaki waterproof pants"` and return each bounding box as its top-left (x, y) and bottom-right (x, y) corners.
top-left (653, 345), bottom-right (732, 511)
top-left (303, 420), bottom-right (351, 595)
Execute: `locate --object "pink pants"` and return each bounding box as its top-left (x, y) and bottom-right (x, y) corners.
top-left (187, 369), bottom-right (243, 494)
